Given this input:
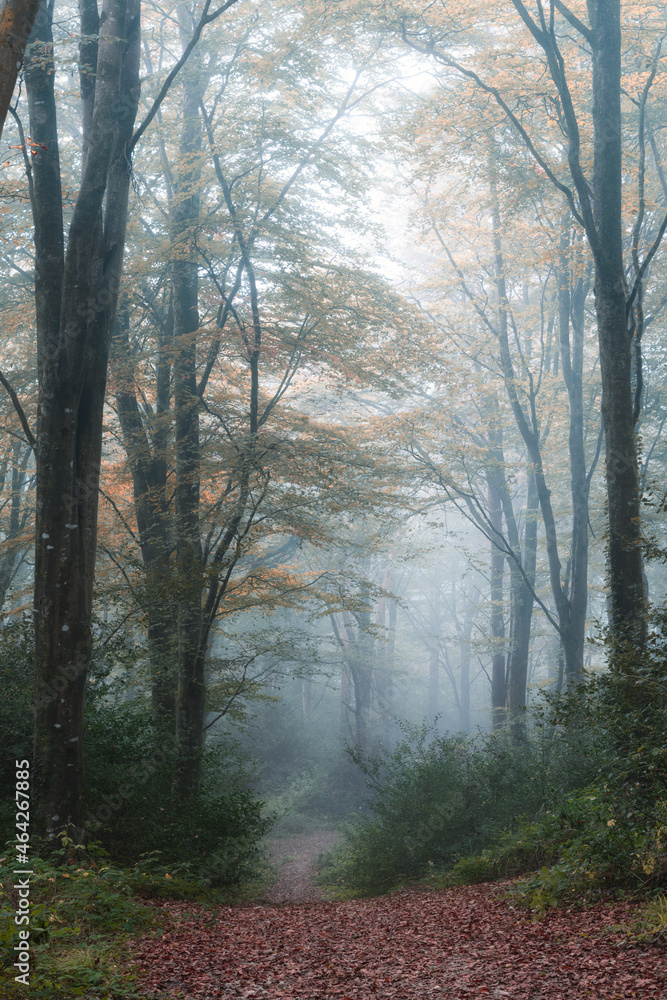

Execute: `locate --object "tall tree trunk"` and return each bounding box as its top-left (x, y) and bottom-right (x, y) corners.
top-left (301, 675), bottom-right (313, 719)
top-left (30, 0), bottom-right (140, 839)
top-left (489, 166), bottom-right (583, 678)
top-left (458, 590), bottom-right (477, 733)
top-left (428, 646), bottom-right (439, 724)
top-left (503, 0), bottom-right (644, 644)
top-left (340, 661), bottom-right (351, 740)
top-left (173, 20), bottom-right (205, 796)
top-left (349, 594), bottom-right (372, 755)
top-left (558, 231), bottom-right (591, 682)
top-left (427, 563), bottom-right (441, 724)
top-left (507, 471), bottom-right (538, 734)
top-left (374, 562), bottom-right (395, 731)
top-left (589, 0), bottom-right (645, 638)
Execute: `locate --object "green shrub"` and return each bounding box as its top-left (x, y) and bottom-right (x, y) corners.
top-left (81, 703), bottom-right (273, 885)
top-left (0, 640), bottom-right (273, 885)
top-left (319, 719), bottom-right (601, 896)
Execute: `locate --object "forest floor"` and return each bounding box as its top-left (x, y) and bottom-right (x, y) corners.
top-left (263, 830), bottom-right (340, 904)
top-left (133, 835), bottom-right (667, 999)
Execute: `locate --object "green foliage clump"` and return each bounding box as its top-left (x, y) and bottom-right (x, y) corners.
top-left (82, 702), bottom-right (272, 886)
top-left (443, 615), bottom-right (667, 910)
top-left (323, 607), bottom-right (667, 903)
top-left (629, 892), bottom-right (667, 942)
top-left (319, 719), bottom-right (598, 896)
top-left (0, 611), bottom-right (272, 886)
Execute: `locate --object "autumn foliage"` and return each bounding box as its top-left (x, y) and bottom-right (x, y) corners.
top-left (135, 885), bottom-right (667, 999)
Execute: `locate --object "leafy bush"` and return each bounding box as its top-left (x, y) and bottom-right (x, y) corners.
top-left (81, 702), bottom-right (273, 885)
top-left (319, 719), bottom-right (601, 896)
top-left (0, 612), bottom-right (272, 885)
top-left (0, 616), bottom-right (34, 811)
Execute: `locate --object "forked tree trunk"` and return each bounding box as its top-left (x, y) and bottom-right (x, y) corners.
top-left (29, 0), bottom-right (140, 838)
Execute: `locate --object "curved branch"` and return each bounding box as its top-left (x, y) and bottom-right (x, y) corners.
top-left (127, 0), bottom-right (242, 157)
top-left (0, 370), bottom-right (36, 450)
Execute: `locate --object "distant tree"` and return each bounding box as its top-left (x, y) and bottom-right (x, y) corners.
top-left (397, 0), bottom-right (667, 651)
top-left (111, 5), bottom-right (409, 793)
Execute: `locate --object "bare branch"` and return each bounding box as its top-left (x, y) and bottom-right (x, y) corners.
top-left (626, 212), bottom-right (667, 317)
top-left (0, 370), bottom-right (36, 451)
top-left (551, 0), bottom-right (594, 46)
top-left (127, 0), bottom-right (242, 157)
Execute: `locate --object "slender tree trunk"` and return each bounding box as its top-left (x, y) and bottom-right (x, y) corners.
top-left (427, 564), bottom-right (441, 724)
top-left (173, 28), bottom-right (205, 796)
top-left (349, 593), bottom-right (372, 754)
top-left (113, 307), bottom-right (177, 729)
top-left (488, 415), bottom-right (537, 725)
top-left (340, 661), bottom-right (351, 739)
top-left (589, 0), bottom-right (645, 639)
top-left (488, 473), bottom-right (506, 729)
top-left (507, 472), bottom-right (538, 733)
top-left (374, 563), bottom-right (395, 731)
top-left (489, 166), bottom-right (585, 678)
top-left (558, 233), bottom-right (591, 682)
top-left (301, 675), bottom-right (313, 719)
top-left (459, 593), bottom-right (477, 733)
top-left (428, 646), bottom-right (439, 724)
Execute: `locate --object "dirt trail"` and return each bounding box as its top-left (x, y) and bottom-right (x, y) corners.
top-left (264, 830), bottom-right (339, 904)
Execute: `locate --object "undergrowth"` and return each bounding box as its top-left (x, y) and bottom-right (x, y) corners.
top-left (318, 716), bottom-right (599, 897)
top-left (0, 832), bottom-right (262, 998)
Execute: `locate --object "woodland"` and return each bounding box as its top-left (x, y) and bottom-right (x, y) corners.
top-left (1, 0), bottom-right (667, 997)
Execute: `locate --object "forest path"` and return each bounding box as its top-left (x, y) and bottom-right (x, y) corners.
top-left (135, 882), bottom-right (667, 999)
top-left (263, 829), bottom-right (340, 904)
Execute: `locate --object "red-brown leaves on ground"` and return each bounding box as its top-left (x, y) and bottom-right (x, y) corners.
top-left (134, 883), bottom-right (667, 999)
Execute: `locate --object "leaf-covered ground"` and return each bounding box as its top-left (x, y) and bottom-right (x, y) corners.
top-left (264, 832), bottom-right (340, 904)
top-left (134, 883), bottom-right (667, 999)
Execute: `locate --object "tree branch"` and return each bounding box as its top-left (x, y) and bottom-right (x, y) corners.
top-left (551, 0), bottom-right (594, 46)
top-left (0, 370), bottom-right (36, 450)
top-left (626, 211), bottom-right (667, 316)
top-left (127, 0), bottom-right (242, 157)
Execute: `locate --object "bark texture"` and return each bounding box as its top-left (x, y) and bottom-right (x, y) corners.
top-left (29, 0), bottom-right (140, 837)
